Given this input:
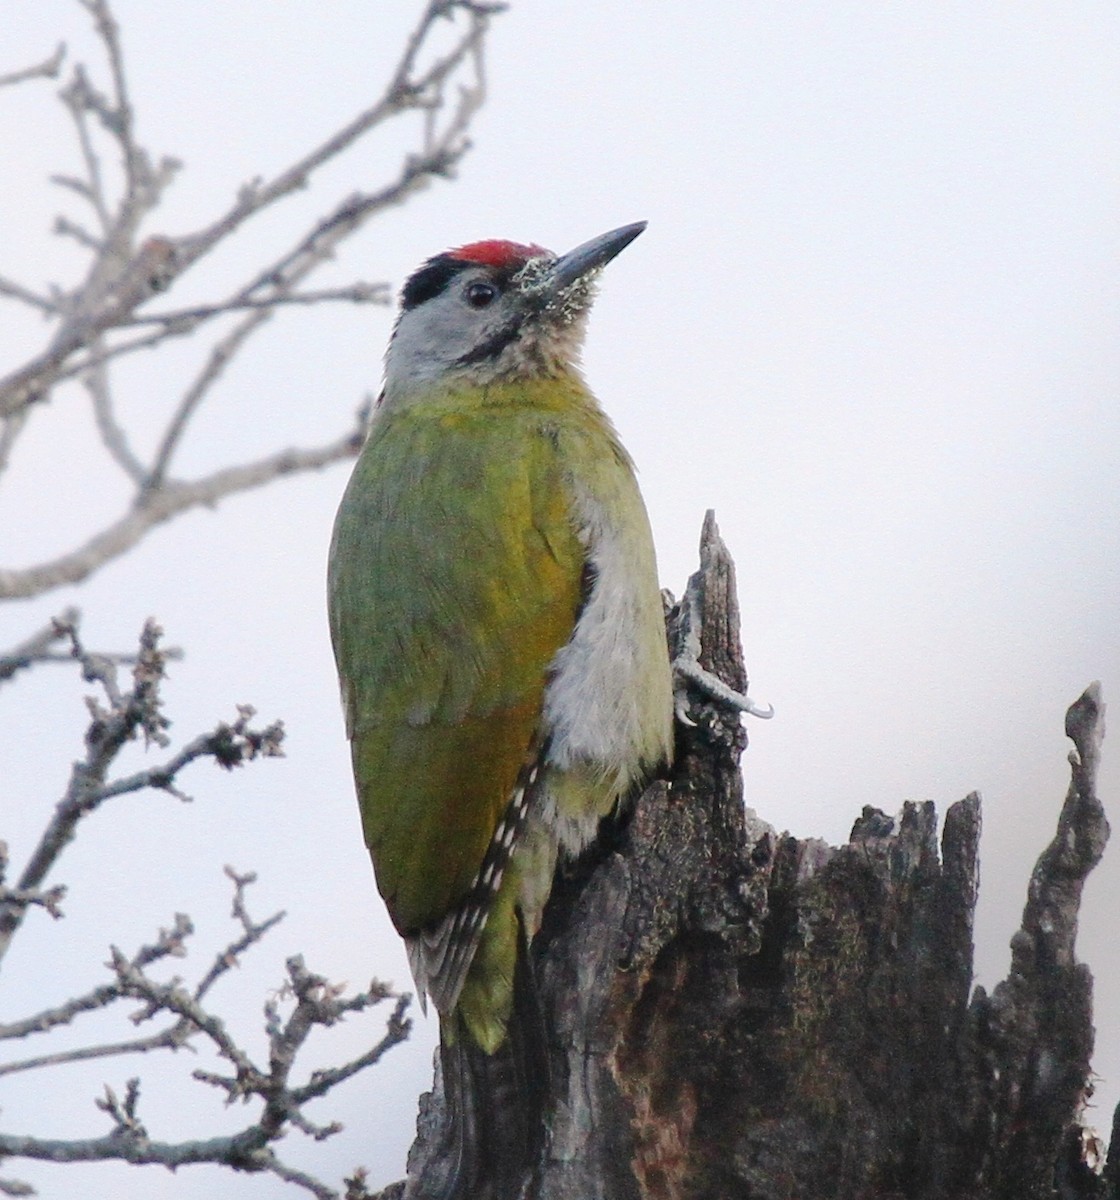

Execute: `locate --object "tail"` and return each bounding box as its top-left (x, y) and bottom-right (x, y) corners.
top-left (409, 925), bottom-right (550, 1200)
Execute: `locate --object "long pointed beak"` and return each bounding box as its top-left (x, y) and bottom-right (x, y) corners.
top-left (549, 221), bottom-right (647, 292)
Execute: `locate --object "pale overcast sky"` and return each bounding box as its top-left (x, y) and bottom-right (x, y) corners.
top-left (1, 3), bottom-right (1118, 1196)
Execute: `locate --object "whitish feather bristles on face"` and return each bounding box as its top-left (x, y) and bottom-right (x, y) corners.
top-left (382, 222), bottom-right (646, 402)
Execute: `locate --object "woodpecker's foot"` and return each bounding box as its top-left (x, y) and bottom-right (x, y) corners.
top-left (673, 653), bottom-right (774, 725)
top-left (670, 584), bottom-right (773, 725)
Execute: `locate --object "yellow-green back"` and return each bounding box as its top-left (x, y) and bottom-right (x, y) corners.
top-left (328, 376), bottom-right (628, 940)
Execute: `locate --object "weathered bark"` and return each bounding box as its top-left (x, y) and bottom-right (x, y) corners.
top-left (384, 512), bottom-right (1111, 1200)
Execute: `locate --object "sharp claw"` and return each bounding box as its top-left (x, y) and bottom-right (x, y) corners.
top-left (672, 653), bottom-right (773, 721)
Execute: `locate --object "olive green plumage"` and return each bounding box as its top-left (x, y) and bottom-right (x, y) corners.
top-left (330, 378), bottom-right (590, 925)
top-left (328, 225), bottom-right (672, 1078)
top-left (329, 373), bottom-right (668, 1050)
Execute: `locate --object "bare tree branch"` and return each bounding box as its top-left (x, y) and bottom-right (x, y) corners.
top-left (58, 67), bottom-right (114, 237)
top-left (1, 790), bottom-right (406, 1198)
top-left (170, 0), bottom-right (497, 284)
top-left (0, 608), bottom-right (80, 683)
top-left (0, 619), bottom-right (284, 966)
top-left (0, 836), bottom-right (66, 927)
top-left (0, 5), bottom-right (503, 1193)
top-left (145, 297), bottom-right (310, 491)
top-left (85, 349), bottom-right (147, 483)
top-left (0, 0), bottom-right (504, 604)
top-left (0, 874), bottom-right (284, 1077)
top-left (0, 44), bottom-right (66, 90)
top-left (0, 275), bottom-right (57, 314)
top-left (0, 943), bottom-right (410, 1199)
top-left (0, 1178), bottom-right (35, 1198)
top-left (0, 410), bottom-right (27, 480)
top-left (0, 610), bottom-right (183, 689)
top-left (0, 402), bottom-right (370, 598)
top-left (121, 283), bottom-right (391, 327)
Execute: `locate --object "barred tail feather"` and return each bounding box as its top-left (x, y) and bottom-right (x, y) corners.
top-left (406, 752), bottom-right (545, 1021)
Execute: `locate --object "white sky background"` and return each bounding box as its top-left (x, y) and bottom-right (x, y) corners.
top-left (1, 2), bottom-right (1118, 1196)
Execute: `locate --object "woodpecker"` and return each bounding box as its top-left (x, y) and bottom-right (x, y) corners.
top-left (328, 222), bottom-right (673, 1197)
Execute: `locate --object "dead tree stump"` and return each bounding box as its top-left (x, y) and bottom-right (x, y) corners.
top-left (386, 513), bottom-right (1110, 1200)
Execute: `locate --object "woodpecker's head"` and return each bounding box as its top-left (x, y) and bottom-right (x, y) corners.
top-left (383, 221), bottom-right (646, 401)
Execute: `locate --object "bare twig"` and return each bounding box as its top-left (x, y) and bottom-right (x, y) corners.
top-left (0, 612), bottom-right (176, 689)
top-left (0, 635), bottom-right (182, 686)
top-left (0, 235), bottom-right (179, 417)
top-left (0, 607), bottom-right (80, 683)
top-left (344, 1167), bottom-right (377, 1200)
top-left (84, 349), bottom-right (147, 483)
top-left (192, 868), bottom-right (287, 1005)
top-left (58, 65), bottom-right (114, 236)
top-left (0, 6), bottom-right (486, 1191)
top-left (0, 883), bottom-right (66, 921)
top-left (109, 949), bottom-right (260, 1080)
top-left (0, 403), bottom-right (370, 598)
top-left (0, 43), bottom-right (66, 89)
top-left (0, 411), bottom-right (27, 479)
top-left (121, 283), bottom-right (391, 327)
top-left (172, 0), bottom-right (495, 282)
top-left (0, 874), bottom-right (283, 1077)
top-left (96, 705), bottom-right (285, 804)
top-left (144, 295), bottom-right (298, 489)
top-left (290, 992), bottom-right (411, 1105)
top-left (95, 1077), bottom-right (144, 1135)
top-left (0, 275), bottom-right (58, 314)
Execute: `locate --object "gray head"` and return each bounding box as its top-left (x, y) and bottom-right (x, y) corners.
top-left (383, 222), bottom-right (646, 401)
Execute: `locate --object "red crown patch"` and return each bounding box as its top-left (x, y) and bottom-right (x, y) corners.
top-left (448, 239), bottom-right (550, 270)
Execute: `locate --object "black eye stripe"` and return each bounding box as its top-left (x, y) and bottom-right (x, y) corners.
top-left (400, 256), bottom-right (468, 311)
top-left (400, 253), bottom-right (530, 312)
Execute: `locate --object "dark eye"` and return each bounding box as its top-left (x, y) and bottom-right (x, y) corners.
top-left (465, 280), bottom-right (497, 308)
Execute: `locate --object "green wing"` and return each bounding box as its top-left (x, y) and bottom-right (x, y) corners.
top-left (327, 384), bottom-right (585, 938)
